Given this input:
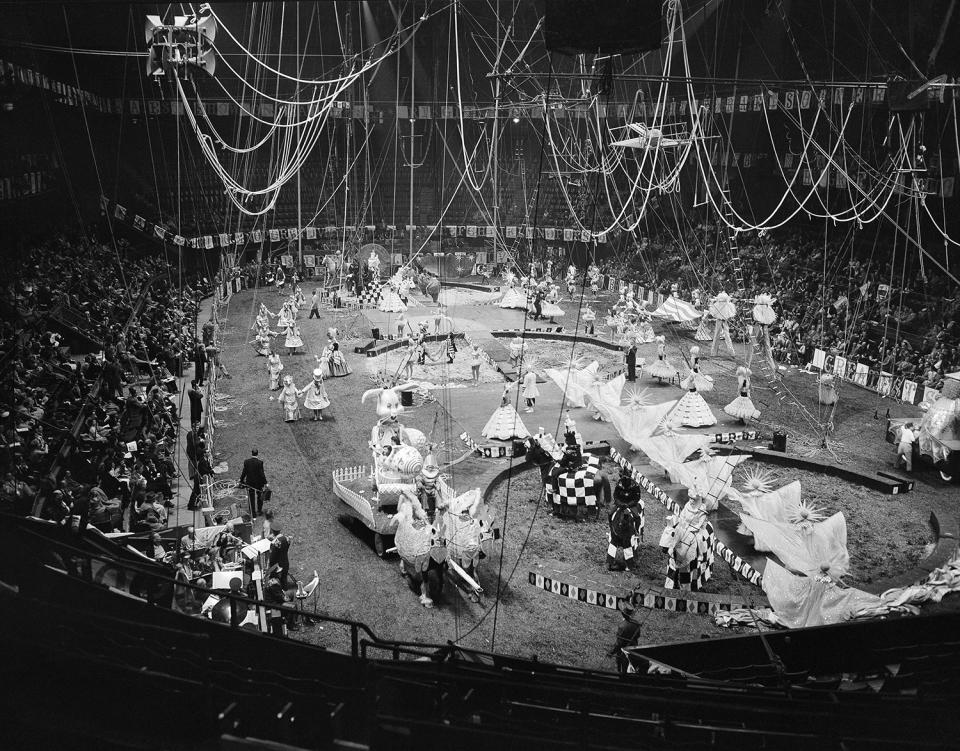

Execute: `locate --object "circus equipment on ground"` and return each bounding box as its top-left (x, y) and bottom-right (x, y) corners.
top-left (319, 328), bottom-right (352, 377)
top-left (724, 366), bottom-right (760, 423)
top-left (685, 345), bottom-right (714, 392)
top-left (480, 383), bottom-right (530, 440)
top-left (640, 442), bottom-right (748, 511)
top-left (297, 368), bottom-right (330, 421)
top-left (332, 382), bottom-right (427, 557)
top-left (498, 271), bottom-right (528, 309)
top-left (587, 376), bottom-right (679, 451)
top-left (729, 472), bottom-right (850, 581)
top-left (378, 271), bottom-right (409, 313)
top-left (818, 372), bottom-right (838, 406)
top-left (660, 493), bottom-right (714, 591)
top-left (669, 353), bottom-right (717, 428)
top-left (545, 359), bottom-right (600, 409)
top-left (651, 284), bottom-right (701, 327)
top-left (278, 375), bottom-right (301, 422)
top-left (752, 293), bottom-right (779, 371)
top-left (528, 432), bottom-right (611, 519)
top-left (916, 374), bottom-right (960, 481)
top-left (647, 336), bottom-right (676, 384)
top-left (607, 469), bottom-right (645, 571)
top-left (708, 291), bottom-right (737, 356)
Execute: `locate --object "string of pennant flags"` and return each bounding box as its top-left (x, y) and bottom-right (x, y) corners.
top-left (810, 347), bottom-right (946, 407)
top-left (4, 54), bottom-right (956, 124)
top-left (101, 196), bottom-right (620, 249)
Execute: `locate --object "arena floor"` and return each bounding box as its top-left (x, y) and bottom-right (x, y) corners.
top-left (209, 282), bottom-right (959, 670)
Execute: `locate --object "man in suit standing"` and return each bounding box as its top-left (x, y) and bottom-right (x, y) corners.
top-left (187, 380), bottom-right (203, 425)
top-left (193, 341), bottom-right (208, 387)
top-left (239, 448), bottom-right (268, 517)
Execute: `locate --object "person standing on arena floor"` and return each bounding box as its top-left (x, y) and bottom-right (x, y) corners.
top-left (308, 288), bottom-right (321, 319)
top-left (187, 380), bottom-right (203, 426)
top-left (193, 340), bottom-right (207, 387)
top-left (239, 448), bottom-right (268, 517)
top-left (625, 339), bottom-right (638, 382)
top-left (582, 305), bottom-right (596, 336)
top-left (896, 422), bottom-right (917, 473)
top-left (521, 366), bottom-right (539, 413)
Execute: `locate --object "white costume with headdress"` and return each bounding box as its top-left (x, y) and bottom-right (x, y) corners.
top-left (378, 272), bottom-right (408, 313)
top-left (647, 336), bottom-right (676, 381)
top-left (320, 328), bottom-right (352, 377)
top-left (299, 370), bottom-right (331, 411)
top-left (686, 346), bottom-right (714, 392)
top-left (724, 366), bottom-right (760, 421)
top-left (279, 377), bottom-right (302, 421)
top-left (481, 383), bottom-right (530, 440)
top-left (267, 353), bottom-right (284, 390)
top-left (672, 358), bottom-right (717, 427)
top-left (499, 273), bottom-right (528, 309)
top-left (283, 323), bottom-right (303, 350)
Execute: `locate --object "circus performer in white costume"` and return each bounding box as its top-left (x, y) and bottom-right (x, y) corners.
top-left (481, 382), bottom-right (530, 440)
top-left (252, 331), bottom-right (273, 357)
top-left (671, 357), bottom-right (717, 427)
top-left (540, 284), bottom-right (566, 321)
top-left (708, 291), bottom-right (737, 356)
top-left (647, 335), bottom-right (676, 384)
top-left (298, 368), bottom-right (331, 421)
top-left (521, 365), bottom-right (540, 413)
top-left (508, 334), bottom-right (525, 368)
top-left (267, 352), bottom-right (284, 391)
top-left (378, 272), bottom-right (408, 313)
top-left (724, 366), bottom-right (760, 423)
top-left (633, 298), bottom-right (656, 343)
top-left (818, 373), bottom-right (838, 406)
top-left (278, 375), bottom-right (302, 422)
top-left (366, 249), bottom-right (381, 277)
top-left (566, 264), bottom-right (578, 298)
top-left (283, 322), bottom-right (303, 355)
top-left (686, 345), bottom-right (714, 392)
top-left (661, 493), bottom-right (713, 591)
top-left (499, 272), bottom-right (528, 309)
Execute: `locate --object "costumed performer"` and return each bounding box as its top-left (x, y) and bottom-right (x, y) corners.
top-left (672, 354), bottom-right (717, 427)
top-left (661, 492), bottom-right (713, 591)
top-left (521, 365), bottom-right (540, 413)
top-left (508, 334), bottom-right (525, 368)
top-left (320, 328), bottom-right (352, 377)
top-left (818, 373), bottom-right (838, 406)
top-left (724, 366), bottom-right (760, 424)
top-left (607, 468), bottom-right (644, 571)
top-left (499, 272), bottom-right (527, 309)
top-left (582, 304), bottom-right (596, 335)
top-left (267, 351), bottom-right (284, 391)
top-left (470, 345), bottom-right (482, 386)
top-left (647, 335), bottom-right (676, 384)
top-left (895, 421), bottom-right (917, 473)
top-left (540, 284), bottom-right (565, 321)
top-left (687, 346), bottom-right (714, 392)
top-left (298, 368), bottom-right (331, 421)
top-left (283, 322), bottom-right (303, 355)
top-left (278, 375), bottom-right (302, 422)
top-left (481, 382), bottom-right (530, 440)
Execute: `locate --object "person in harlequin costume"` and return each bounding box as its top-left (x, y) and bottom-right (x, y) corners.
top-left (661, 492), bottom-right (713, 591)
top-left (607, 469), bottom-right (644, 571)
top-left (278, 375), bottom-right (301, 422)
top-left (298, 368), bottom-right (331, 421)
top-left (443, 333), bottom-right (458, 364)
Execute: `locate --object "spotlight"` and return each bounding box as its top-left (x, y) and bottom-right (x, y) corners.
top-left (512, 116), bottom-right (520, 124)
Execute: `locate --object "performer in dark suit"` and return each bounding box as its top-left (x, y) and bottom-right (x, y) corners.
top-left (193, 342), bottom-right (208, 387)
top-left (625, 342), bottom-right (638, 382)
top-left (239, 448), bottom-right (268, 517)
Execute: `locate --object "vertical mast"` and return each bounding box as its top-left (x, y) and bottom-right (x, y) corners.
top-left (491, 1), bottom-right (501, 268)
top-left (409, 1), bottom-right (416, 261)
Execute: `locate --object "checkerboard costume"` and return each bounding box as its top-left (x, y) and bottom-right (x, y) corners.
top-left (547, 454), bottom-right (602, 517)
top-left (663, 523), bottom-right (715, 591)
top-left (358, 280), bottom-right (383, 308)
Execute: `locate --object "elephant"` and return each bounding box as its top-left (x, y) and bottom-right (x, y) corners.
top-left (394, 497), bottom-right (446, 607)
top-left (418, 272), bottom-right (441, 302)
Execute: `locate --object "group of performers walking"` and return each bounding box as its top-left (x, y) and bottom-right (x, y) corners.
top-left (250, 286), bottom-right (352, 424)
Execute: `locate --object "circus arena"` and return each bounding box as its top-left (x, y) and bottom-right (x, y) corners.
top-left (3, 2), bottom-right (960, 749)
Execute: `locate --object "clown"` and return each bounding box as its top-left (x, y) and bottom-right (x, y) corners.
top-left (278, 375), bottom-right (302, 422)
top-left (298, 368), bottom-right (331, 421)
